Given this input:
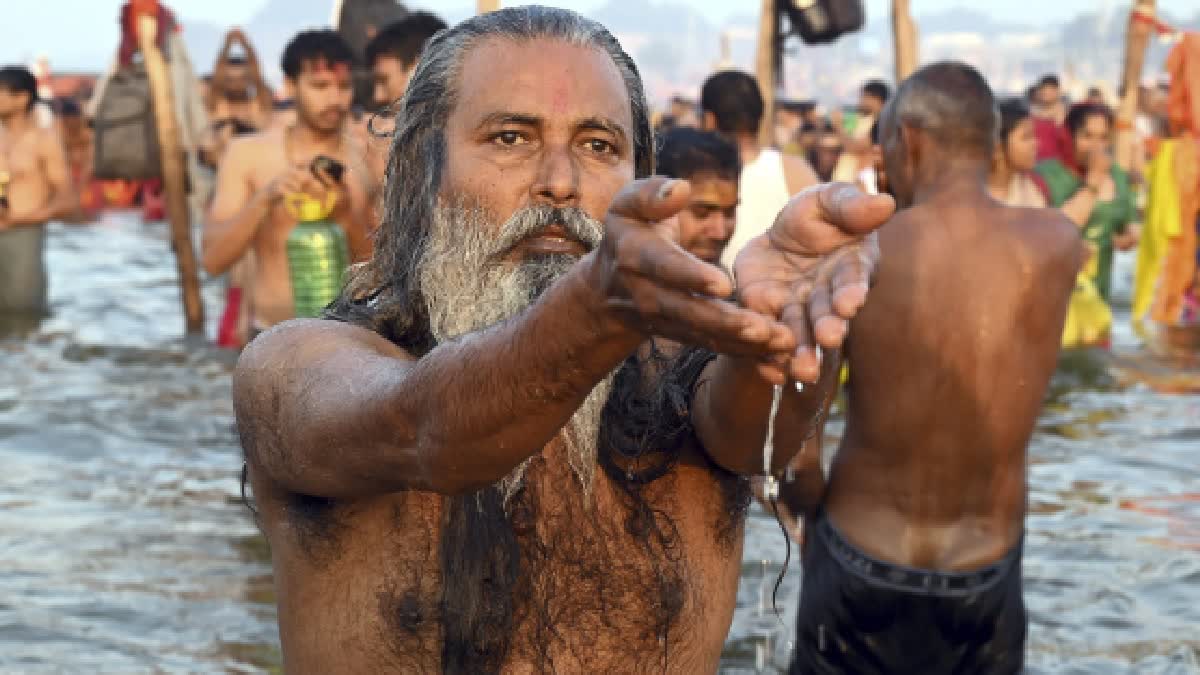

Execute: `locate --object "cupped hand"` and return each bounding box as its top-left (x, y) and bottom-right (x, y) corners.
top-left (592, 177), bottom-right (796, 360)
top-left (735, 183), bottom-right (894, 383)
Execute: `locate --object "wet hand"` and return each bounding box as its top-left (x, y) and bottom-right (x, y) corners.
top-left (592, 177), bottom-right (795, 359)
top-left (735, 183), bottom-right (893, 383)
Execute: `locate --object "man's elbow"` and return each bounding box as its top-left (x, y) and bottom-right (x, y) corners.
top-left (201, 244), bottom-right (232, 277)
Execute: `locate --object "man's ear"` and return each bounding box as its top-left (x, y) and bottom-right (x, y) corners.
top-left (701, 111), bottom-right (717, 131)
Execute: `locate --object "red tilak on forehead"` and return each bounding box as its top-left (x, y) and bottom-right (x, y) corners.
top-left (303, 59), bottom-right (351, 79)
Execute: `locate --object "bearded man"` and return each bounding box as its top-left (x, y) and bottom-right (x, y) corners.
top-left (234, 7), bottom-right (891, 672)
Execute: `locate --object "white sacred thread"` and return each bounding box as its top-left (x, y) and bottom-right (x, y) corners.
top-left (761, 384), bottom-right (784, 501)
top-left (762, 347), bottom-right (838, 495)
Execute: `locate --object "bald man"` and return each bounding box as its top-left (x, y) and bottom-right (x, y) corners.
top-left (785, 62), bottom-right (1083, 674)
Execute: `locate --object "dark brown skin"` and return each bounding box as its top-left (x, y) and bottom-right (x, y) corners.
top-left (789, 122), bottom-right (1084, 571)
top-left (235, 38), bottom-right (890, 672)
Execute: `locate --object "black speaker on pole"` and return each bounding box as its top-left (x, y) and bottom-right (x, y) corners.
top-left (781, 0), bottom-right (866, 45)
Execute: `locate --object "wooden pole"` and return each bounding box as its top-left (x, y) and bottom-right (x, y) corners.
top-left (1114, 0), bottom-right (1156, 172)
top-left (136, 12), bottom-right (205, 336)
top-left (892, 0), bottom-right (918, 82)
top-left (756, 0), bottom-right (778, 148)
top-left (476, 0), bottom-right (500, 14)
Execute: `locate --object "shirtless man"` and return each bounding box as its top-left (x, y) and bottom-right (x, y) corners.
top-left (698, 70), bottom-right (817, 271)
top-left (232, 7), bottom-right (891, 672)
top-left (785, 62), bottom-right (1082, 674)
top-left (203, 31), bottom-right (373, 335)
top-left (0, 66), bottom-right (76, 315)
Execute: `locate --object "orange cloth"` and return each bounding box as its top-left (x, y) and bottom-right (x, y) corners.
top-left (1166, 33), bottom-right (1200, 137)
top-left (1153, 34), bottom-right (1200, 325)
top-left (1153, 137), bottom-right (1199, 324)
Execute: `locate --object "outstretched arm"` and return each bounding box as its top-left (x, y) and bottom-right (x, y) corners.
top-left (236, 178), bottom-right (796, 500)
top-left (235, 274), bottom-right (642, 500)
top-left (695, 183), bottom-right (891, 476)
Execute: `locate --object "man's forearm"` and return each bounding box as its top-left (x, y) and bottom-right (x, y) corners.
top-left (388, 256), bottom-right (643, 494)
top-left (203, 190), bottom-right (270, 275)
top-left (251, 254), bottom-right (646, 500)
top-left (693, 351), bottom-right (840, 477)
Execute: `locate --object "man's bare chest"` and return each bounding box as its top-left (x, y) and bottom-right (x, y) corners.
top-left (0, 135), bottom-right (41, 181)
top-left (269, 456), bottom-right (746, 670)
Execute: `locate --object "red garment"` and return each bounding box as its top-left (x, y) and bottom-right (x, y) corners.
top-left (217, 287), bottom-right (244, 349)
top-left (140, 179), bottom-right (165, 222)
top-left (1033, 116), bottom-right (1066, 163)
top-left (118, 1), bottom-right (179, 67)
top-left (1046, 103), bottom-right (1103, 177)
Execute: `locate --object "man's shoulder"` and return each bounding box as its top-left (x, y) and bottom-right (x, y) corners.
top-left (239, 318), bottom-right (411, 377)
top-left (222, 130), bottom-right (284, 175)
top-left (234, 318), bottom-right (413, 414)
top-left (227, 129), bottom-right (283, 157)
top-left (1005, 206), bottom-right (1082, 270)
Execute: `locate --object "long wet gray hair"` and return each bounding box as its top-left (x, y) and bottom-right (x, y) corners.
top-left (329, 5), bottom-right (655, 354)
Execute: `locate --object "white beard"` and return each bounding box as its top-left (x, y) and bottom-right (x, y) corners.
top-left (417, 202), bottom-right (611, 501)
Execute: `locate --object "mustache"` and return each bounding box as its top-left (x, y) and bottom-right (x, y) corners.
top-left (489, 205), bottom-right (605, 260)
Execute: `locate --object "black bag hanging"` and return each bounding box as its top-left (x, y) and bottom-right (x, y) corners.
top-left (784, 0), bottom-right (866, 45)
top-left (92, 62), bottom-right (163, 180)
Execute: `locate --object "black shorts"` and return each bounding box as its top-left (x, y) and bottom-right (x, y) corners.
top-left (789, 513), bottom-right (1026, 675)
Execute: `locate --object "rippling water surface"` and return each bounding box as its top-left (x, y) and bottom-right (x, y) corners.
top-left (1, 216), bottom-right (1197, 673)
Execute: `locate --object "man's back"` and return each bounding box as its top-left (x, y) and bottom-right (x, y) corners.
top-left (826, 196), bottom-right (1080, 570)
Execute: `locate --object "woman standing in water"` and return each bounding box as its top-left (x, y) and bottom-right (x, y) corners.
top-left (1036, 103), bottom-right (1140, 302)
top-left (989, 99), bottom-right (1048, 208)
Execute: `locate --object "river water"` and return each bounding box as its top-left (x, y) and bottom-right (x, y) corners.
top-left (1, 215), bottom-right (1197, 673)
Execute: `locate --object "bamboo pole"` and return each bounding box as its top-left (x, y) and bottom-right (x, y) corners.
top-left (892, 0), bottom-right (918, 82)
top-left (1114, 0), bottom-right (1156, 172)
top-left (136, 12), bottom-right (205, 336)
top-left (477, 0), bottom-right (500, 14)
top-left (756, 0), bottom-right (778, 148)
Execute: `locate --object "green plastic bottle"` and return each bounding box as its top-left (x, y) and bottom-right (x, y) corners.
top-left (285, 193), bottom-right (350, 319)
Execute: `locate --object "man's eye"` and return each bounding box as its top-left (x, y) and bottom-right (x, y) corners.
top-left (585, 139), bottom-right (616, 155)
top-left (494, 131), bottom-right (525, 146)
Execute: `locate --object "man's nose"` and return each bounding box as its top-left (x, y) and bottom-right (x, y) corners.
top-left (531, 144), bottom-right (580, 207)
top-left (711, 214), bottom-right (735, 242)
